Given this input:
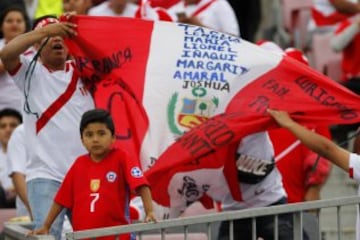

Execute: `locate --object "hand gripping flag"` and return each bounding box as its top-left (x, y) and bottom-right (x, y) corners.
top-left (64, 16), bottom-right (360, 216)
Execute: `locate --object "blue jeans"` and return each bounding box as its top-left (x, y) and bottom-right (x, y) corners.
top-left (27, 178), bottom-right (68, 240)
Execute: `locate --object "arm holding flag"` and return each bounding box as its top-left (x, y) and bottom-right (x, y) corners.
top-left (0, 19), bottom-right (77, 72)
top-left (267, 108), bottom-right (360, 240)
top-left (267, 109), bottom-right (350, 172)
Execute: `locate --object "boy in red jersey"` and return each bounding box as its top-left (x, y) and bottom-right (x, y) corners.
top-left (30, 109), bottom-right (156, 240)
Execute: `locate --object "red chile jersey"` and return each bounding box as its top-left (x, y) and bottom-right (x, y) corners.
top-left (55, 148), bottom-right (148, 238)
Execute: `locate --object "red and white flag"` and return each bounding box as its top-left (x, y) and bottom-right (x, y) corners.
top-left (64, 16), bottom-right (360, 215)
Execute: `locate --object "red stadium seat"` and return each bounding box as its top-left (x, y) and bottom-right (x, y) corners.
top-left (310, 32), bottom-right (342, 82)
top-left (276, 0), bottom-right (313, 49)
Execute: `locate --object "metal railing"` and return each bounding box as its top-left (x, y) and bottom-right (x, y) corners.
top-left (3, 196), bottom-right (360, 240)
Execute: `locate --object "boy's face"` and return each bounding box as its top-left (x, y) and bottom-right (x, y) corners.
top-left (81, 122), bottom-right (115, 161)
top-left (0, 116), bottom-right (21, 147)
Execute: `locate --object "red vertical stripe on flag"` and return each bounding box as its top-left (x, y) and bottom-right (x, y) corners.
top-left (64, 16), bottom-right (154, 160)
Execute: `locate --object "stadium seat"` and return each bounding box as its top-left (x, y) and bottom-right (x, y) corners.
top-left (326, 57), bottom-right (342, 82)
top-left (276, 0), bottom-right (313, 49)
top-left (0, 209), bottom-right (16, 232)
top-left (310, 32), bottom-right (342, 82)
top-left (293, 8), bottom-right (312, 50)
top-left (281, 0), bottom-right (313, 32)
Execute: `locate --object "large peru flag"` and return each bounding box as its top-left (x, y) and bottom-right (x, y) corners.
top-left (64, 16), bottom-right (360, 215)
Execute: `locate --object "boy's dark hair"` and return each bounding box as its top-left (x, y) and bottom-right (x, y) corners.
top-left (80, 109), bottom-right (115, 136)
top-left (0, 108), bottom-right (22, 123)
